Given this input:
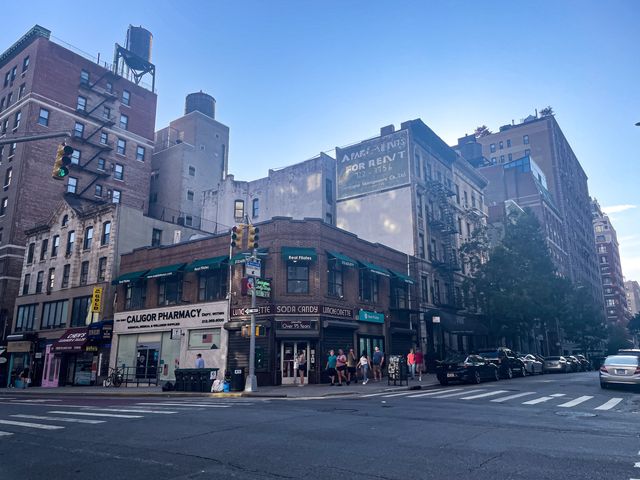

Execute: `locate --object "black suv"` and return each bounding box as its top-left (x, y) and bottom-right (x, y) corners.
top-left (475, 348), bottom-right (526, 379)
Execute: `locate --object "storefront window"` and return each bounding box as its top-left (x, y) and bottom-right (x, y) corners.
top-left (160, 331), bottom-right (180, 381)
top-left (116, 334), bottom-right (137, 370)
top-left (287, 263), bottom-right (309, 294)
top-left (390, 281), bottom-right (408, 309)
top-left (42, 300), bottom-right (68, 329)
top-left (188, 328), bottom-right (221, 350)
top-left (359, 270), bottom-right (379, 303)
top-left (157, 276), bottom-right (182, 306)
top-left (125, 282), bottom-right (147, 310)
top-left (327, 259), bottom-right (343, 297)
top-left (70, 296), bottom-right (92, 327)
top-left (15, 304), bottom-right (37, 331)
top-left (198, 269), bottom-right (227, 302)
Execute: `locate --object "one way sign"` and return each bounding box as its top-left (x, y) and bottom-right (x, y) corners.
top-left (239, 307), bottom-right (260, 315)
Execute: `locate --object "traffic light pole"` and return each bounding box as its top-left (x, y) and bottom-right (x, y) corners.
top-left (0, 131), bottom-right (70, 146)
top-left (245, 246), bottom-right (258, 392)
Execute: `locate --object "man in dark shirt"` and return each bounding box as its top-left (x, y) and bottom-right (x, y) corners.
top-left (372, 346), bottom-right (384, 381)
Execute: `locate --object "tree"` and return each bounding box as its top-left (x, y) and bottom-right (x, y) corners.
top-left (474, 125), bottom-right (492, 138)
top-left (559, 284), bottom-right (607, 355)
top-left (606, 323), bottom-right (632, 354)
top-left (627, 313), bottom-right (640, 336)
top-left (540, 106), bottom-right (554, 117)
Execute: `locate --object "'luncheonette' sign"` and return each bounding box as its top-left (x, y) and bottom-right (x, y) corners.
top-left (114, 302), bottom-right (227, 332)
top-left (231, 304), bottom-right (354, 319)
top-left (336, 129), bottom-right (410, 200)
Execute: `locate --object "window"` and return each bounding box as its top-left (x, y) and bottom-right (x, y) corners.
top-left (61, 215), bottom-right (69, 227)
top-left (83, 226), bottom-right (93, 250)
top-left (100, 132), bottom-right (108, 145)
top-left (40, 238), bottom-right (48, 261)
top-left (421, 275), bottom-right (429, 304)
top-left (325, 178), bottom-right (333, 205)
top-left (525, 149), bottom-right (531, 156)
top-left (500, 155), bottom-right (504, 162)
top-left (13, 111), bottom-right (21, 131)
top-left (119, 114), bottom-right (128, 130)
top-left (326, 212), bottom-right (333, 225)
top-left (490, 143), bottom-right (496, 153)
top-left (97, 221), bottom-right (110, 246)
top-left (74, 122), bottom-right (84, 138)
top-left (523, 135), bottom-right (529, 145)
top-left (51, 235), bottom-right (60, 257)
top-left (188, 329), bottom-right (221, 350)
top-left (41, 300), bottom-right (69, 328)
top-left (198, 269), bottom-right (227, 301)
top-left (15, 304), bottom-right (36, 332)
top-left (112, 189), bottom-right (121, 204)
top-left (97, 158), bottom-right (106, 171)
top-left (136, 146), bottom-right (145, 161)
top-left (185, 215), bottom-right (193, 226)
top-left (414, 152), bottom-right (421, 177)
top-left (94, 184), bottom-right (103, 197)
top-left (508, 153), bottom-right (513, 161)
top-left (188, 166), bottom-right (195, 176)
top-left (252, 198), bottom-right (259, 218)
top-left (454, 184), bottom-right (460, 204)
top-left (158, 276), bottom-right (182, 306)
top-left (18, 84), bottom-right (25, 99)
top-left (60, 264), bottom-right (69, 289)
top-left (471, 194), bottom-right (476, 208)
top-left (114, 163), bottom-right (124, 180)
top-left (117, 138), bottom-right (126, 155)
top-left (76, 96), bottom-right (87, 111)
top-left (234, 200), bottom-right (244, 220)
top-left (391, 280), bottom-right (408, 309)
top-left (359, 269), bottom-right (379, 303)
top-left (125, 282), bottom-right (147, 310)
top-left (26, 242), bottom-right (35, 264)
top-left (430, 239), bottom-right (437, 261)
top-left (35, 271), bottom-right (44, 293)
top-left (38, 108), bottom-right (49, 126)
top-left (417, 193), bottom-right (423, 218)
top-left (103, 106), bottom-right (111, 120)
top-left (606, 299), bottom-right (616, 307)
top-left (0, 98), bottom-right (4, 112)
top-left (187, 190), bottom-right (194, 201)
top-left (22, 274), bottom-right (30, 295)
top-left (1, 119), bottom-right (7, 134)
top-left (507, 139), bottom-right (511, 148)
top-left (151, 228), bottom-right (162, 247)
top-left (80, 69), bottom-right (90, 85)
top-left (10, 66), bottom-right (16, 83)
top-left (424, 162), bottom-right (432, 179)
top-left (287, 263), bottom-right (309, 294)
top-left (70, 296), bottom-right (91, 327)
top-left (80, 261), bottom-right (89, 285)
top-left (433, 279), bottom-right (441, 304)
top-left (457, 217), bottom-right (463, 235)
top-left (67, 177), bottom-right (77, 194)
top-left (22, 56), bottom-right (29, 72)
top-left (4, 167), bottom-right (12, 189)
top-left (3, 71), bottom-right (9, 87)
top-left (0, 197), bottom-right (7, 216)
top-left (47, 268), bottom-right (55, 291)
top-left (328, 258), bottom-right (344, 297)
top-left (105, 81), bottom-right (113, 93)
top-left (6, 92), bottom-right (12, 105)
top-left (66, 231), bottom-right (75, 255)
top-left (598, 245), bottom-right (607, 253)
top-left (596, 235), bottom-right (605, 242)
top-left (122, 90), bottom-right (130, 106)
top-left (68, 150), bottom-right (80, 166)
top-left (97, 257), bottom-right (107, 282)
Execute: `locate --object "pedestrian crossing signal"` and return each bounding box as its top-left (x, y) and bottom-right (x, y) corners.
top-left (52, 144), bottom-right (74, 179)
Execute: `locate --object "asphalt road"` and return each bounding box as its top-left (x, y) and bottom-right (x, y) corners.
top-left (0, 371), bottom-right (638, 480)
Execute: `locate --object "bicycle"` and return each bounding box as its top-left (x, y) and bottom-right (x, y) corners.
top-left (103, 367), bottom-right (124, 388)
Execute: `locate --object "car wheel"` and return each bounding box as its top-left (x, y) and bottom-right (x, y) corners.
top-left (506, 368), bottom-right (513, 380)
top-left (494, 369), bottom-right (500, 382)
top-left (520, 366), bottom-right (526, 377)
top-left (600, 382), bottom-right (607, 389)
top-left (473, 371), bottom-right (482, 384)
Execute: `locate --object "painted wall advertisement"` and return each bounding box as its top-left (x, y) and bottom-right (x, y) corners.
top-left (336, 129), bottom-right (410, 200)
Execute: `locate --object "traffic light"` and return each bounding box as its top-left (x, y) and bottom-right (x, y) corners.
top-left (231, 224), bottom-right (245, 248)
top-left (52, 144), bottom-right (74, 180)
top-left (247, 225), bottom-right (259, 249)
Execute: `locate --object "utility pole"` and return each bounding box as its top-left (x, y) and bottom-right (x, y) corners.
top-left (245, 245), bottom-right (258, 392)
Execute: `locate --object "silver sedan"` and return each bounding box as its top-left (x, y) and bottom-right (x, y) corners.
top-left (600, 355), bottom-right (640, 388)
top-left (520, 354), bottom-right (544, 375)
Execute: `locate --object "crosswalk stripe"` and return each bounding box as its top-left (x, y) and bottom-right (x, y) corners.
top-left (406, 388), bottom-right (461, 398)
top-left (431, 389), bottom-right (485, 399)
top-left (557, 396), bottom-right (593, 408)
top-left (0, 431), bottom-right (14, 437)
top-left (360, 391), bottom-right (406, 398)
top-left (594, 398), bottom-right (623, 411)
top-left (135, 403), bottom-right (230, 408)
top-left (461, 390), bottom-right (509, 400)
top-left (47, 411), bottom-right (142, 418)
top-left (12, 415), bottom-right (105, 424)
top-left (81, 408), bottom-right (177, 414)
top-left (490, 392), bottom-right (537, 403)
top-left (522, 394), bottom-right (565, 405)
top-left (0, 419), bottom-right (64, 430)
top-left (381, 391), bottom-right (425, 398)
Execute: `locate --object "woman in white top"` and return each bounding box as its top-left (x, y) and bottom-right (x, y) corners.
top-left (357, 352), bottom-right (370, 385)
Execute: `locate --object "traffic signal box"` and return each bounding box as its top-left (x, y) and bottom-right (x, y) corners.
top-left (241, 325), bottom-right (265, 337)
top-left (247, 226), bottom-right (260, 249)
top-left (52, 144), bottom-right (74, 180)
top-left (231, 224), bottom-right (245, 248)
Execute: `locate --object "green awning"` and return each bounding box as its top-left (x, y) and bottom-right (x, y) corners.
top-left (185, 256), bottom-right (227, 272)
top-left (111, 270), bottom-right (148, 285)
top-left (230, 248), bottom-right (268, 265)
top-left (144, 263), bottom-right (185, 279)
top-left (327, 251), bottom-right (357, 268)
top-left (389, 270), bottom-right (415, 285)
top-left (281, 247), bottom-right (317, 263)
top-left (359, 261), bottom-right (390, 277)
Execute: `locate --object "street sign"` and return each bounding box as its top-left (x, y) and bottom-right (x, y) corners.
top-left (246, 259), bottom-right (261, 277)
top-left (245, 308), bottom-right (260, 315)
top-left (432, 316), bottom-right (441, 324)
top-left (246, 277), bottom-right (271, 299)
top-left (91, 287), bottom-right (103, 313)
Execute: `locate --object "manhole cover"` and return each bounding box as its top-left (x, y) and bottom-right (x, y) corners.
top-left (555, 411), bottom-right (597, 418)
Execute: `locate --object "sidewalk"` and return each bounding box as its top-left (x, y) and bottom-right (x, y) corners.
top-left (0, 374), bottom-right (440, 399)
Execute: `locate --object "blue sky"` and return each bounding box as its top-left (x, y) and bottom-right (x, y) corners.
top-left (4, 1), bottom-right (640, 279)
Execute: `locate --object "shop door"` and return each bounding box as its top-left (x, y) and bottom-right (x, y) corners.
top-left (359, 336), bottom-right (385, 358)
top-left (136, 343), bottom-right (160, 380)
top-left (280, 341), bottom-right (309, 385)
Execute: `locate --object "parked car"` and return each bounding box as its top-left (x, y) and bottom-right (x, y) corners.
top-left (575, 354), bottom-right (591, 371)
top-left (617, 349), bottom-right (640, 357)
top-left (436, 354), bottom-right (500, 385)
top-left (519, 354), bottom-right (544, 375)
top-left (566, 356), bottom-right (582, 372)
top-left (475, 348), bottom-right (526, 379)
top-left (543, 356), bottom-right (570, 373)
top-left (600, 355), bottom-right (640, 389)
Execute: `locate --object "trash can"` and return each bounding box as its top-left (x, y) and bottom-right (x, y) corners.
top-left (186, 369), bottom-right (199, 392)
top-left (230, 367), bottom-right (245, 392)
top-left (174, 369), bottom-right (185, 391)
top-left (199, 368), bottom-right (218, 392)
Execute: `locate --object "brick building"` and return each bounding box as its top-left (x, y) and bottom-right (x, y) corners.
top-left (0, 25), bottom-right (157, 351)
top-left (112, 217), bottom-right (428, 386)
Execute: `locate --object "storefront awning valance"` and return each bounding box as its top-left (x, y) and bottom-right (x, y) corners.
top-left (51, 328), bottom-right (88, 353)
top-left (327, 250), bottom-right (357, 268)
top-left (282, 247), bottom-right (317, 263)
top-left (389, 270), bottom-right (415, 285)
top-left (185, 256), bottom-right (227, 272)
top-left (359, 261), bottom-right (391, 277)
top-left (144, 263), bottom-right (186, 279)
top-left (111, 270), bottom-right (148, 285)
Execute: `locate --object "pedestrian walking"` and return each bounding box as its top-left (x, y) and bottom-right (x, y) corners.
top-left (346, 348), bottom-right (357, 385)
top-left (415, 348), bottom-right (424, 381)
top-left (19, 367), bottom-right (30, 389)
top-left (326, 349), bottom-right (338, 385)
top-left (372, 346), bottom-right (385, 381)
top-left (195, 353), bottom-right (205, 368)
top-left (336, 349), bottom-right (347, 386)
top-left (357, 351), bottom-right (370, 385)
top-left (407, 348), bottom-right (416, 380)
top-left (297, 350), bottom-right (307, 386)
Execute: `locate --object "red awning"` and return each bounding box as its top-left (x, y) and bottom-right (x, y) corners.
top-left (51, 328), bottom-right (88, 353)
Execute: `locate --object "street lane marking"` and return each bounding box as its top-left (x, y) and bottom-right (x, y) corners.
top-left (360, 391), bottom-right (407, 398)
top-left (522, 394), bottom-right (565, 405)
top-left (0, 419), bottom-right (64, 430)
top-left (12, 415), bottom-right (105, 424)
top-left (594, 398), bottom-right (623, 411)
top-left (134, 403), bottom-right (230, 408)
top-left (407, 388), bottom-right (462, 398)
top-left (431, 389), bottom-right (485, 399)
top-left (557, 396), bottom-right (594, 408)
top-left (47, 411), bottom-right (143, 418)
top-left (490, 392), bottom-right (537, 403)
top-left (80, 408), bottom-right (177, 414)
top-left (11, 399), bottom-right (62, 403)
top-left (461, 390), bottom-right (509, 400)
top-left (0, 431), bottom-right (14, 437)
top-left (382, 391), bottom-right (427, 398)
